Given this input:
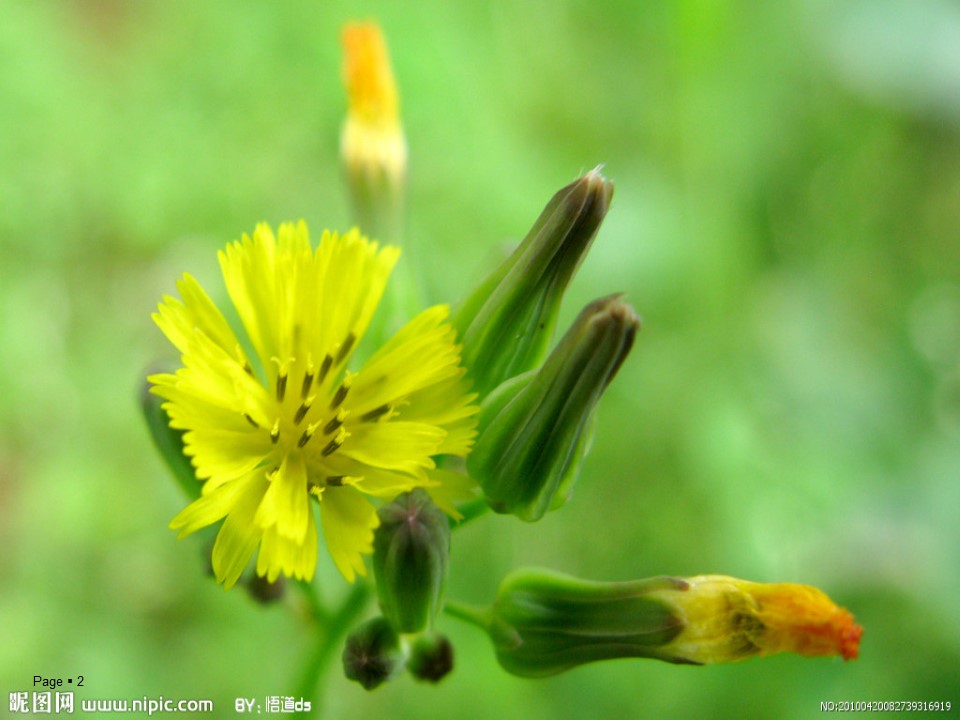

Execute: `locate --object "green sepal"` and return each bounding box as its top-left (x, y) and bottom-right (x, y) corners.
top-left (489, 568), bottom-right (686, 678)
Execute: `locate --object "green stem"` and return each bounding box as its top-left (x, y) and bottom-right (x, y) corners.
top-left (294, 581), bottom-right (372, 718)
top-left (293, 579), bottom-right (332, 625)
top-left (443, 598), bottom-right (491, 631)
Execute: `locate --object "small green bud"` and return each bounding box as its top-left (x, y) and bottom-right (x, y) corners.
top-left (468, 295), bottom-right (639, 521)
top-left (140, 370), bottom-right (200, 500)
top-left (372, 490), bottom-right (451, 633)
top-left (454, 169), bottom-right (614, 397)
top-left (487, 568), bottom-right (684, 678)
top-left (342, 616), bottom-right (405, 691)
top-left (407, 632), bottom-right (454, 684)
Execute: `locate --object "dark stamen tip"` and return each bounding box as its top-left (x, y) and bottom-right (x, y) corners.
top-left (323, 413), bottom-right (344, 435)
top-left (360, 404), bottom-right (390, 422)
top-left (321, 438), bottom-right (342, 457)
top-left (294, 402), bottom-right (311, 425)
top-left (330, 383), bottom-right (350, 409)
top-left (318, 354), bottom-right (334, 384)
top-left (301, 371), bottom-right (315, 399)
top-left (335, 332), bottom-right (357, 365)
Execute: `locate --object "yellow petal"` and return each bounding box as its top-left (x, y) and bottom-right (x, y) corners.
top-left (319, 488), bottom-right (379, 582)
top-left (210, 473), bottom-right (269, 589)
top-left (350, 305), bottom-right (461, 412)
top-left (169, 471), bottom-right (256, 538)
top-left (339, 421), bottom-right (444, 475)
top-left (257, 509), bottom-right (318, 583)
top-left (311, 228), bottom-right (399, 363)
top-left (422, 468), bottom-right (480, 521)
top-left (152, 274), bottom-right (242, 358)
top-left (182, 428), bottom-right (271, 488)
top-left (253, 455), bottom-right (310, 543)
top-left (219, 224), bottom-right (282, 371)
top-left (347, 468), bottom-right (436, 499)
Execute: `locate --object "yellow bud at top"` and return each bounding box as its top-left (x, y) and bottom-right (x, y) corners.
top-left (340, 22), bottom-right (407, 197)
top-left (662, 575), bottom-right (862, 664)
top-left (343, 23), bottom-right (399, 128)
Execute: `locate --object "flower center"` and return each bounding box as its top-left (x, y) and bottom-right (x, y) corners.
top-left (244, 331), bottom-right (394, 492)
top-left (273, 352), bottom-right (352, 453)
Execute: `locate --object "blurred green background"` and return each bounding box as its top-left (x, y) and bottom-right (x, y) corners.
top-left (2, 0), bottom-right (959, 717)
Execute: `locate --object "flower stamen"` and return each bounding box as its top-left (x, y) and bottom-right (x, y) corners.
top-left (244, 412), bottom-right (260, 428)
top-left (330, 374), bottom-right (353, 409)
top-left (360, 404), bottom-right (391, 422)
top-left (272, 357), bottom-right (296, 403)
top-left (235, 345), bottom-right (255, 377)
top-left (270, 419), bottom-right (281, 444)
top-left (294, 395), bottom-right (316, 425)
top-left (318, 354), bottom-right (334, 385)
top-left (336, 332), bottom-right (357, 365)
top-left (324, 408), bottom-right (348, 435)
top-left (298, 421), bottom-right (323, 449)
top-left (321, 427), bottom-right (349, 457)
top-left (301, 361), bottom-right (316, 399)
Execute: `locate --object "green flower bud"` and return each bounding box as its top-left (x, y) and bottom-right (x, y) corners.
top-left (373, 490), bottom-right (451, 633)
top-left (407, 632), bottom-right (454, 684)
top-left (476, 568), bottom-right (863, 678)
top-left (487, 568), bottom-right (683, 678)
top-left (342, 616), bottom-right (405, 691)
top-left (468, 295), bottom-right (639, 521)
top-left (454, 169), bottom-right (614, 397)
top-left (140, 370), bottom-right (199, 500)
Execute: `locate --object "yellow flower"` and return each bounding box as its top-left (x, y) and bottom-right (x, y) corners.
top-left (149, 222), bottom-right (477, 587)
top-left (340, 22), bottom-right (407, 194)
top-left (660, 575), bottom-right (863, 663)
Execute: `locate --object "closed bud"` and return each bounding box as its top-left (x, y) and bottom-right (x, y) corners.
top-left (454, 169), bottom-right (614, 397)
top-left (483, 568), bottom-right (862, 678)
top-left (373, 490), bottom-right (450, 633)
top-left (342, 616), bottom-right (405, 691)
top-left (468, 295), bottom-right (639, 521)
top-left (407, 632), bottom-right (455, 684)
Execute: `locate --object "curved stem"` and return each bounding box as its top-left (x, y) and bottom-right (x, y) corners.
top-left (293, 578), bottom-right (332, 625)
top-left (443, 598), bottom-right (491, 631)
top-left (294, 581), bottom-right (372, 718)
